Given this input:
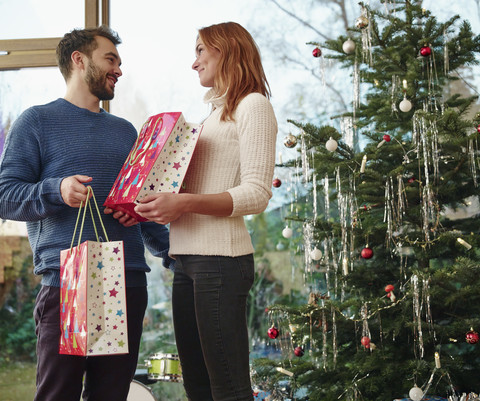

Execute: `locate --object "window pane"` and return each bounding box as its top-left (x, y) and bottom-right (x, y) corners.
top-left (0, 0), bottom-right (84, 39)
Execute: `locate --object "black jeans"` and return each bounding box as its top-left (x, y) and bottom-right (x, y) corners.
top-left (33, 285), bottom-right (147, 401)
top-left (172, 254), bottom-right (255, 401)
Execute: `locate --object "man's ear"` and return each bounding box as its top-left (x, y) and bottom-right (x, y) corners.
top-left (71, 50), bottom-right (86, 71)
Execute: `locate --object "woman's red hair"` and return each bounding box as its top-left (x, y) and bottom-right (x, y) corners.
top-left (198, 22), bottom-right (271, 121)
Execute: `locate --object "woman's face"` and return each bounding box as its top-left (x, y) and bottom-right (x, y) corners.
top-left (192, 36), bottom-right (221, 88)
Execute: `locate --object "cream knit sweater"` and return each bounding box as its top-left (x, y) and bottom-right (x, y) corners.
top-left (169, 90), bottom-right (278, 257)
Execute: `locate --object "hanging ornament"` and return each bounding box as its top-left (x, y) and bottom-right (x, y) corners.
top-left (360, 336), bottom-right (371, 348)
top-left (342, 38), bottom-right (356, 54)
top-left (407, 176), bottom-right (416, 184)
top-left (355, 15), bottom-right (369, 29)
top-left (476, 124), bottom-right (480, 134)
top-left (312, 47), bottom-right (322, 58)
top-left (282, 226), bottom-right (293, 238)
top-left (272, 178), bottom-right (282, 188)
top-left (361, 247), bottom-right (373, 259)
top-left (294, 346), bottom-right (305, 357)
top-left (399, 97), bottom-right (413, 112)
top-left (325, 137), bottom-right (338, 152)
top-left (275, 242), bottom-right (285, 251)
top-left (385, 284), bottom-right (396, 302)
top-left (377, 134), bottom-right (391, 148)
top-left (267, 326), bottom-right (280, 339)
top-left (420, 45), bottom-right (432, 57)
top-left (283, 133), bottom-right (297, 148)
top-left (466, 328), bottom-right (479, 344)
top-left (409, 385), bottom-right (424, 401)
top-left (310, 247), bottom-right (323, 261)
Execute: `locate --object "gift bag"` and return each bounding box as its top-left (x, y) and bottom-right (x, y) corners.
top-left (104, 112), bottom-right (203, 221)
top-left (59, 186), bottom-right (128, 356)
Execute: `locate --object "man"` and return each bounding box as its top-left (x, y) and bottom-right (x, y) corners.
top-left (0, 25), bottom-right (172, 400)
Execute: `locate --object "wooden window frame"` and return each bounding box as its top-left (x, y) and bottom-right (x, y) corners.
top-left (0, 0), bottom-right (111, 110)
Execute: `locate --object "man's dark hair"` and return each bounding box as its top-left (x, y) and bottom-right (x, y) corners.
top-left (56, 25), bottom-right (121, 81)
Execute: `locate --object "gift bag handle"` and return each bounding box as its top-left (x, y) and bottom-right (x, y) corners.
top-left (128, 116), bottom-right (163, 166)
top-left (69, 186), bottom-right (110, 250)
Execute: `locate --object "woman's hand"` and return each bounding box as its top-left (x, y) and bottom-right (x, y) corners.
top-left (135, 193), bottom-right (186, 225)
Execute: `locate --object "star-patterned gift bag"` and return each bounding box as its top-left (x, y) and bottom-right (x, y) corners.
top-left (59, 187), bottom-right (128, 356)
top-left (104, 112), bottom-right (203, 222)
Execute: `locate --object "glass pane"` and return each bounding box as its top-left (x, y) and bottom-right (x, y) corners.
top-left (0, 0), bottom-right (84, 39)
top-left (0, 0), bottom-right (83, 235)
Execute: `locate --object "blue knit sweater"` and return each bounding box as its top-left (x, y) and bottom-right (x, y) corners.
top-left (0, 98), bottom-right (173, 287)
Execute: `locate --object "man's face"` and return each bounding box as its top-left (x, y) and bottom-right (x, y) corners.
top-left (84, 36), bottom-right (122, 101)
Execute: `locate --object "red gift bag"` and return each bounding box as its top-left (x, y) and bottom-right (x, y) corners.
top-left (59, 187), bottom-right (128, 356)
top-left (104, 112), bottom-right (202, 221)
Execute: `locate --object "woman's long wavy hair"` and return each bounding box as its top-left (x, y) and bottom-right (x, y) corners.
top-left (198, 22), bottom-right (271, 121)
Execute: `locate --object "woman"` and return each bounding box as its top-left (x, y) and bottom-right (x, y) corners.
top-left (135, 22), bottom-right (278, 401)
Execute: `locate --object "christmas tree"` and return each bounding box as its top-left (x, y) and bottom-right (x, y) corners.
top-left (252, 1), bottom-right (480, 400)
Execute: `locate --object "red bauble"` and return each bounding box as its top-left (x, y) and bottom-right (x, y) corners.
top-left (361, 247), bottom-right (374, 259)
top-left (383, 134), bottom-right (391, 142)
top-left (294, 346), bottom-right (305, 357)
top-left (272, 178), bottom-right (282, 188)
top-left (420, 46), bottom-right (432, 57)
top-left (408, 176), bottom-right (416, 184)
top-left (476, 124), bottom-right (480, 133)
top-left (466, 329), bottom-right (479, 344)
top-left (312, 47), bottom-right (322, 58)
top-left (361, 336), bottom-right (371, 348)
top-left (267, 326), bottom-right (279, 339)
top-left (385, 284), bottom-right (395, 293)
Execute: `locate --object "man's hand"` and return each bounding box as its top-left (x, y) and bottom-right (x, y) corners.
top-left (60, 175), bottom-right (93, 207)
top-left (104, 207), bottom-right (139, 227)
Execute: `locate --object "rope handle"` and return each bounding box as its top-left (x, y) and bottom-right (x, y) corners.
top-left (69, 186), bottom-right (110, 251)
top-left (127, 116), bottom-right (163, 166)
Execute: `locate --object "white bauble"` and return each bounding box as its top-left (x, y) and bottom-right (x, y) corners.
top-left (342, 39), bottom-right (356, 54)
top-left (325, 137), bottom-right (338, 152)
top-left (282, 227), bottom-right (293, 238)
top-left (399, 98), bottom-right (413, 112)
top-left (310, 247), bottom-right (323, 260)
top-left (408, 386), bottom-right (423, 401)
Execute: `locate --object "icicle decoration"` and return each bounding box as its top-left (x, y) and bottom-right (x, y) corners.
top-left (384, 0), bottom-right (397, 15)
top-left (423, 45), bottom-right (441, 112)
top-left (336, 168), bottom-right (350, 276)
top-left (360, 6), bottom-right (373, 66)
top-left (423, 277), bottom-right (437, 342)
top-left (391, 75), bottom-right (401, 113)
top-left (341, 116), bottom-right (355, 150)
top-left (468, 138), bottom-right (478, 187)
top-left (397, 174), bottom-right (407, 224)
top-left (443, 28), bottom-right (450, 75)
top-left (353, 59), bottom-right (360, 120)
top-left (300, 130), bottom-right (310, 184)
top-left (324, 174), bottom-right (330, 220)
top-left (312, 173), bottom-right (318, 219)
top-left (413, 113), bottom-right (441, 241)
top-left (331, 305), bottom-right (338, 368)
top-left (412, 275), bottom-right (425, 358)
top-left (322, 307), bottom-right (328, 370)
top-left (303, 221), bottom-right (314, 279)
top-left (384, 177), bottom-right (394, 244)
top-left (361, 303), bottom-right (371, 346)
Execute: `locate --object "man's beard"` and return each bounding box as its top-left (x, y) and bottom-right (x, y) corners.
top-left (85, 60), bottom-right (115, 101)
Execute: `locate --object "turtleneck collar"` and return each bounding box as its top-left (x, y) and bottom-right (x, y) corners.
top-left (203, 88), bottom-right (227, 109)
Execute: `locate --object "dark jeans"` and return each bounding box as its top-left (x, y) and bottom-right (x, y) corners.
top-left (33, 285), bottom-right (147, 401)
top-left (172, 254), bottom-right (255, 401)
